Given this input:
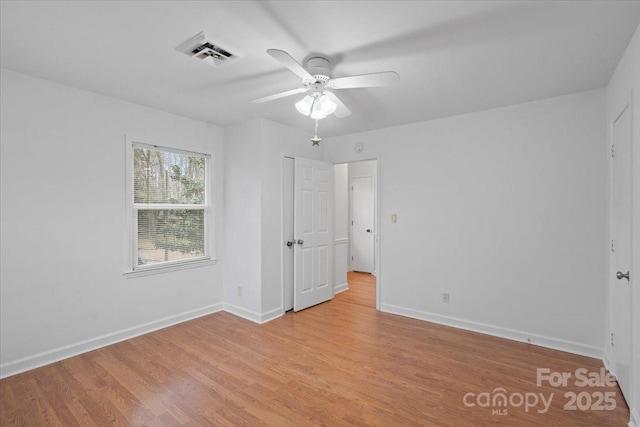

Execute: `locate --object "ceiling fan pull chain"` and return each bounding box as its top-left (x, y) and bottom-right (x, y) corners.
top-left (310, 119), bottom-right (322, 146)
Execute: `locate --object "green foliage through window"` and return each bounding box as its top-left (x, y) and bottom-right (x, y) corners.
top-left (132, 145), bottom-right (208, 266)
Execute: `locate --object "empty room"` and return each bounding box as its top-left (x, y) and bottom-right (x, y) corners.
top-left (1, 1), bottom-right (639, 425)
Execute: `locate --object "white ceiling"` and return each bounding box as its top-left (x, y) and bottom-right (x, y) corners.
top-left (1, 1), bottom-right (639, 138)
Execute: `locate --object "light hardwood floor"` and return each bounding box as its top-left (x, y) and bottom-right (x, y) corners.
top-left (0, 272), bottom-right (629, 426)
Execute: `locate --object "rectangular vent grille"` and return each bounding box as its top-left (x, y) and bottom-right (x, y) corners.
top-left (192, 42), bottom-right (233, 59)
top-left (177, 32), bottom-right (239, 68)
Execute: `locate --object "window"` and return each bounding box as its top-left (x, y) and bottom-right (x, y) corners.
top-left (126, 139), bottom-right (212, 274)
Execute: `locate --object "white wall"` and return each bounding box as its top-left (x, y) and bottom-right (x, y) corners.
top-left (606, 23), bottom-right (640, 426)
top-left (0, 69), bottom-right (225, 378)
top-left (223, 120), bottom-right (263, 316)
top-left (323, 89), bottom-right (607, 357)
top-left (348, 160), bottom-right (377, 179)
top-left (223, 118), bottom-right (324, 322)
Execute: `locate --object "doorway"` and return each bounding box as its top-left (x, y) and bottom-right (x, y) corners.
top-left (333, 159), bottom-right (378, 308)
top-left (284, 158), bottom-right (380, 312)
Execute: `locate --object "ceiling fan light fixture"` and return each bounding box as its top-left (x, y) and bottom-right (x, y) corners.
top-left (310, 97), bottom-right (327, 120)
top-left (319, 94), bottom-right (336, 115)
top-left (295, 95), bottom-right (314, 115)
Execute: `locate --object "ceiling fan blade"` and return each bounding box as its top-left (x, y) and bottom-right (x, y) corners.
top-left (267, 49), bottom-right (315, 82)
top-left (251, 87), bottom-right (307, 104)
top-left (325, 91), bottom-right (351, 118)
top-left (329, 71), bottom-right (399, 89)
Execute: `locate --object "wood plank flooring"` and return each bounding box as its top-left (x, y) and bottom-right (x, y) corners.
top-left (338, 271), bottom-right (376, 308)
top-left (0, 272), bottom-right (630, 426)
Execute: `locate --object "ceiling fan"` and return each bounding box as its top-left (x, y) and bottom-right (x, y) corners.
top-left (252, 49), bottom-right (399, 120)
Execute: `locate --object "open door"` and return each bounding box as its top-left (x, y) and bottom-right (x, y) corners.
top-left (294, 157), bottom-right (334, 311)
top-left (351, 175), bottom-right (374, 273)
top-left (610, 102), bottom-right (632, 403)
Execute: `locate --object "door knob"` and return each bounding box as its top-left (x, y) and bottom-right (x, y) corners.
top-left (616, 271), bottom-right (630, 281)
top-left (286, 241), bottom-right (294, 247)
top-left (366, 229), bottom-right (372, 233)
top-left (297, 239), bottom-right (304, 245)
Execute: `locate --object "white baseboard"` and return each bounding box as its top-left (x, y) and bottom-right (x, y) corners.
top-left (334, 282), bottom-right (349, 294)
top-left (223, 303), bottom-right (263, 323)
top-left (380, 303), bottom-right (604, 359)
top-left (259, 307), bottom-right (284, 323)
top-left (603, 350), bottom-right (615, 376)
top-left (0, 303), bottom-right (224, 379)
top-left (2, 300), bottom-right (610, 381)
top-left (223, 303), bottom-right (283, 324)
top-left (0, 302), bottom-right (289, 379)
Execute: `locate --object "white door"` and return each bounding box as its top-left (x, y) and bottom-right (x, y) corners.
top-left (351, 176), bottom-right (374, 273)
top-left (611, 103), bottom-right (632, 402)
top-left (294, 157), bottom-right (334, 311)
top-left (283, 157), bottom-right (295, 311)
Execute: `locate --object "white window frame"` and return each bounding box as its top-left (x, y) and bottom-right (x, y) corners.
top-left (124, 136), bottom-right (216, 277)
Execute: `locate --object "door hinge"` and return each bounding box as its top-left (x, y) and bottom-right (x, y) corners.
top-left (351, 256), bottom-right (354, 261)
top-left (611, 239), bottom-right (615, 253)
top-left (611, 332), bottom-right (615, 347)
top-left (611, 145), bottom-right (615, 158)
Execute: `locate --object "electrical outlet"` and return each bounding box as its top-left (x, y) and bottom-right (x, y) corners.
top-left (237, 286), bottom-right (243, 297)
top-left (442, 292), bottom-right (450, 303)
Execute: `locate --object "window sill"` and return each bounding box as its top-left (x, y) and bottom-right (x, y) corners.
top-left (124, 258), bottom-right (218, 278)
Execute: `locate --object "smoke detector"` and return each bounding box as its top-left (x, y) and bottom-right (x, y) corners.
top-left (177, 32), bottom-right (239, 67)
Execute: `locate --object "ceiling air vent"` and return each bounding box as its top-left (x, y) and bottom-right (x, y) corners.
top-left (177, 32), bottom-right (239, 67)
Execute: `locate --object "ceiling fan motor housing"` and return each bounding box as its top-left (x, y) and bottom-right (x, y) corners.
top-left (306, 57), bottom-right (332, 82)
